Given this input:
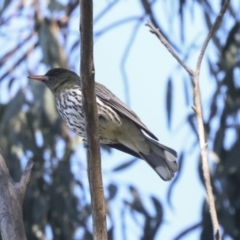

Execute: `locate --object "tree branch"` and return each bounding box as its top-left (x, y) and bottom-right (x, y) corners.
top-left (196, 0), bottom-right (230, 74)
top-left (79, 1), bottom-right (107, 240)
top-left (145, 20), bottom-right (194, 76)
top-left (0, 151), bottom-right (34, 240)
top-left (16, 160), bottom-right (34, 205)
top-left (192, 2), bottom-right (229, 240)
top-left (146, 1), bottom-right (230, 239)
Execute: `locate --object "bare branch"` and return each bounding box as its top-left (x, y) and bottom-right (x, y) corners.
top-left (145, 20), bottom-right (194, 76)
top-left (193, 2), bottom-right (230, 239)
top-left (191, 105), bottom-right (197, 112)
top-left (196, 0), bottom-right (230, 74)
top-left (146, 1), bottom-right (230, 239)
top-left (0, 152), bottom-right (34, 240)
top-left (16, 160), bottom-right (34, 204)
top-left (80, 1), bottom-right (107, 240)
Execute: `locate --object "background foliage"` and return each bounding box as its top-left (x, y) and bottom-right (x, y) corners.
top-left (0, 0), bottom-right (240, 239)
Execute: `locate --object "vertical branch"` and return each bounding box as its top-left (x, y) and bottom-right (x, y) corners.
top-left (79, 1), bottom-right (107, 240)
top-left (192, 1), bottom-right (229, 239)
top-left (0, 151), bottom-right (33, 240)
top-left (146, 1), bottom-right (230, 239)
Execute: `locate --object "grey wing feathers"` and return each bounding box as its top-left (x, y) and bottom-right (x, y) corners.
top-left (95, 83), bottom-right (158, 140)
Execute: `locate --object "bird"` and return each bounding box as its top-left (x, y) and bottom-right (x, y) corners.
top-left (29, 68), bottom-right (178, 181)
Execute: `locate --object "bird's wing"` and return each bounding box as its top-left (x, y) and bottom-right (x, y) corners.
top-left (95, 83), bottom-right (158, 140)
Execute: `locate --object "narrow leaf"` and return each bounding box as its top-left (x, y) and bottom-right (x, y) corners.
top-left (183, 78), bottom-right (189, 106)
top-left (108, 183), bottom-right (118, 200)
top-left (166, 77), bottom-right (173, 129)
top-left (112, 158), bottom-right (137, 172)
top-left (151, 196), bottom-right (163, 220)
top-left (167, 152), bottom-right (184, 209)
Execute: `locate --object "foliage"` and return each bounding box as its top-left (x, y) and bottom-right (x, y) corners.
top-left (0, 0), bottom-right (240, 239)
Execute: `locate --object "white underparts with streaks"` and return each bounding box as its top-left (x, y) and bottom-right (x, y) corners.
top-left (55, 88), bottom-right (127, 144)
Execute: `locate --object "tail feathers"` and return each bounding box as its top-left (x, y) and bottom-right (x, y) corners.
top-left (140, 137), bottom-right (178, 181)
top-left (105, 138), bottom-right (178, 181)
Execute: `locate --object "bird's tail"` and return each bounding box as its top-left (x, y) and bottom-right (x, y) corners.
top-left (140, 137), bottom-right (178, 181)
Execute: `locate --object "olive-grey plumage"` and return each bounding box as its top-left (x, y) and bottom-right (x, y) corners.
top-left (29, 68), bottom-right (178, 181)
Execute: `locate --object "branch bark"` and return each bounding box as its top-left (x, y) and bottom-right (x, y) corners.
top-left (79, 1), bottom-right (107, 240)
top-left (0, 150), bottom-right (34, 240)
top-left (146, 1), bottom-right (230, 239)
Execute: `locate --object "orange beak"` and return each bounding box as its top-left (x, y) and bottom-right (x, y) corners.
top-left (28, 75), bottom-right (49, 82)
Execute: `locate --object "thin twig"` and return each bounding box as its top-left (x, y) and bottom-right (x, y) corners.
top-left (146, 1), bottom-right (230, 239)
top-left (145, 20), bottom-right (194, 76)
top-left (80, 1), bottom-right (107, 240)
top-left (196, 0), bottom-right (230, 74)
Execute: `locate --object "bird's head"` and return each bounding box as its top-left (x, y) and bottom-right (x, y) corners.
top-left (28, 68), bottom-right (80, 92)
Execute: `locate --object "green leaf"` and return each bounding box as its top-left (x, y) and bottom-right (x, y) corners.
top-left (166, 77), bottom-right (173, 129)
top-left (112, 158), bottom-right (137, 172)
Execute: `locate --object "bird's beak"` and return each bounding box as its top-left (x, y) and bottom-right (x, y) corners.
top-left (28, 75), bottom-right (49, 82)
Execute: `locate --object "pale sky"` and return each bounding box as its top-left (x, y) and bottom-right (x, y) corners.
top-left (1, 0), bottom-right (237, 239)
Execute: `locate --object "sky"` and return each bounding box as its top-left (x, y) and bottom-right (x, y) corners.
top-left (1, 0), bottom-right (238, 239)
